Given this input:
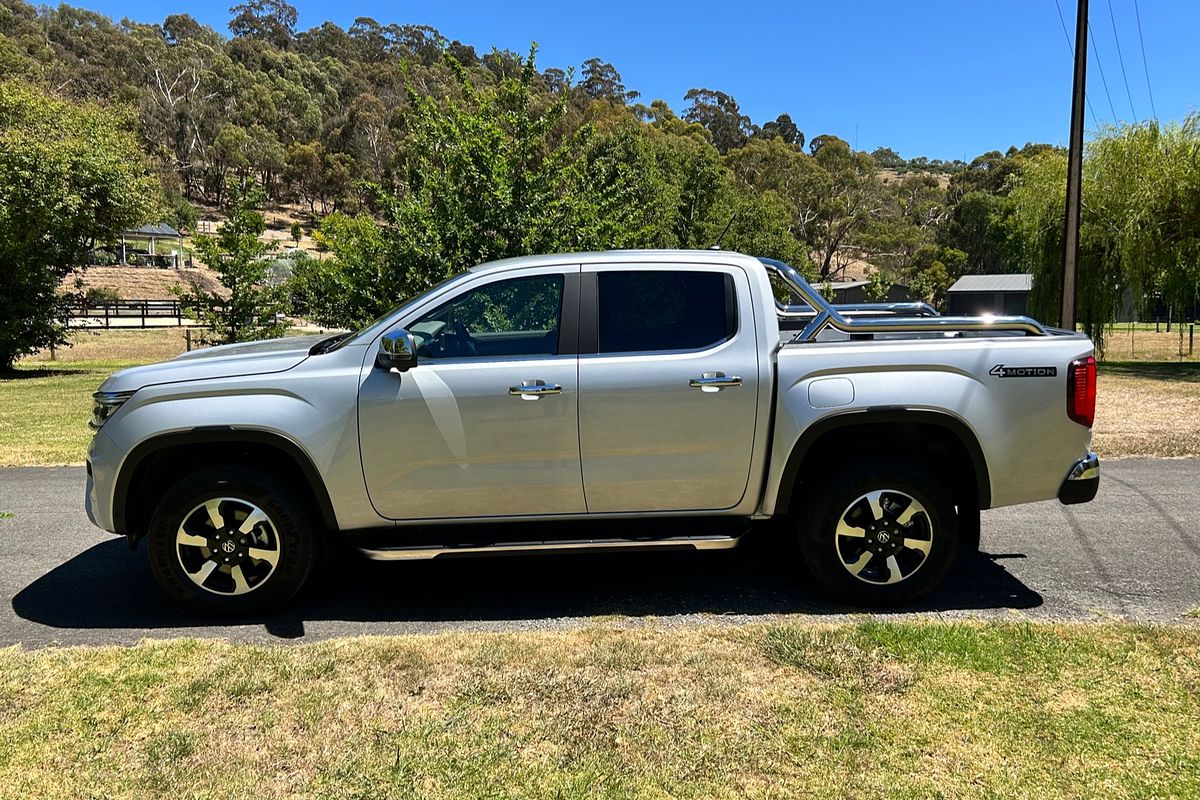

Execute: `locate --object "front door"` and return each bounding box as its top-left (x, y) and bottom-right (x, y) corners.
top-left (577, 265), bottom-right (761, 513)
top-left (358, 268), bottom-right (585, 520)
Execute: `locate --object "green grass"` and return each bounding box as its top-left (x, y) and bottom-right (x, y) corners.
top-left (0, 361), bottom-right (138, 466)
top-left (0, 622), bottom-right (1197, 799)
top-left (2, 329), bottom-right (194, 466)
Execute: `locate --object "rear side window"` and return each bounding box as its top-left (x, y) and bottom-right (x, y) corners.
top-left (597, 271), bottom-right (736, 354)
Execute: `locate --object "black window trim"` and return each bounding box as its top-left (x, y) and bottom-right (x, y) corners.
top-left (578, 265), bottom-right (740, 357)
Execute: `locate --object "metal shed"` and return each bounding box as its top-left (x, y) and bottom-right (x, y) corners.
top-left (946, 274), bottom-right (1032, 316)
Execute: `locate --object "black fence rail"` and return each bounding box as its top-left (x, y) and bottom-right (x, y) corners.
top-left (66, 299), bottom-right (186, 327)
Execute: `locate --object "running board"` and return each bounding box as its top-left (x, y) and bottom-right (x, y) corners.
top-left (356, 533), bottom-right (743, 561)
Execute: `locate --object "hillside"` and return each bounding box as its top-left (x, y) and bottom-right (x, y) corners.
top-left (69, 267), bottom-right (228, 300)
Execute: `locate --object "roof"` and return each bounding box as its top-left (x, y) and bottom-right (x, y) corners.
top-left (948, 273), bottom-right (1032, 293)
top-left (122, 223), bottom-right (182, 238)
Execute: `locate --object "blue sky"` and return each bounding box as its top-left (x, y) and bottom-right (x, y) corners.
top-left (81, 0), bottom-right (1200, 161)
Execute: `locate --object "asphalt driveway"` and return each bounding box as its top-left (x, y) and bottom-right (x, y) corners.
top-left (1, 459), bottom-right (1197, 647)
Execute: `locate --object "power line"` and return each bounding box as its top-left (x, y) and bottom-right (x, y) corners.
top-left (1106, 0), bottom-right (1138, 122)
top-left (1086, 16), bottom-right (1120, 121)
top-left (1132, 0), bottom-right (1158, 119)
top-left (1054, 0), bottom-right (1100, 126)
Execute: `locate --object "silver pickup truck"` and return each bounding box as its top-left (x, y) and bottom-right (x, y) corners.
top-left (85, 250), bottom-right (1099, 613)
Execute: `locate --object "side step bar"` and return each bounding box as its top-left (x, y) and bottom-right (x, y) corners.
top-left (357, 534), bottom-right (742, 561)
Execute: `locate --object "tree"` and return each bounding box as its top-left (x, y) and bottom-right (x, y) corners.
top-left (228, 0), bottom-right (297, 49)
top-left (853, 175), bottom-right (949, 276)
top-left (181, 182), bottom-right (287, 343)
top-left (0, 81), bottom-right (159, 370)
top-left (808, 133), bottom-right (847, 156)
top-left (938, 190), bottom-right (1019, 275)
top-left (542, 67), bottom-right (568, 94)
top-left (906, 248), bottom-right (960, 308)
top-left (683, 88), bottom-right (756, 153)
top-left (870, 146), bottom-right (905, 169)
top-left (578, 58), bottom-right (637, 103)
top-left (289, 212), bottom-right (388, 328)
top-left (758, 113), bottom-right (804, 149)
top-left (808, 138), bottom-right (884, 279)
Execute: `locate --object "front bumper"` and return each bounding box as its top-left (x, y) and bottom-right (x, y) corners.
top-left (84, 429), bottom-right (123, 533)
top-left (1058, 452), bottom-right (1100, 505)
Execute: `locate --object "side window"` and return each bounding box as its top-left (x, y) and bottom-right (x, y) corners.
top-left (411, 274), bottom-right (564, 360)
top-left (597, 271), bottom-right (736, 354)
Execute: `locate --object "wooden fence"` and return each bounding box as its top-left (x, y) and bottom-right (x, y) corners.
top-left (66, 299), bottom-right (187, 327)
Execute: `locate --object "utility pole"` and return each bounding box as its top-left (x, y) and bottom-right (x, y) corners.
top-left (1061, 0), bottom-right (1089, 331)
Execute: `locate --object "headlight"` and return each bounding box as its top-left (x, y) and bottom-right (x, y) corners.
top-left (90, 390), bottom-right (135, 430)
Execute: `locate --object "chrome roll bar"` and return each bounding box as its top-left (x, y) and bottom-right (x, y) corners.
top-left (780, 301), bottom-right (941, 318)
top-left (758, 257), bottom-right (1048, 341)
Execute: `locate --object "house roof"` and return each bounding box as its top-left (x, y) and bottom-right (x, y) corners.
top-left (948, 273), bottom-right (1032, 293)
top-left (122, 223), bottom-right (181, 238)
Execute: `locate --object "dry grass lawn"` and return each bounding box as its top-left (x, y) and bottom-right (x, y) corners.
top-left (1094, 363), bottom-right (1200, 458)
top-left (68, 266), bottom-right (227, 299)
top-left (23, 328), bottom-right (193, 365)
top-left (0, 622), bottom-right (1196, 799)
top-left (1102, 322), bottom-right (1199, 363)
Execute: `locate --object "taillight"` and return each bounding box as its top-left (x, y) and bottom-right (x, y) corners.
top-left (1067, 356), bottom-right (1097, 428)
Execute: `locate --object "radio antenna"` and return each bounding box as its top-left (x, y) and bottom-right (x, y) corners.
top-left (709, 212), bottom-right (738, 250)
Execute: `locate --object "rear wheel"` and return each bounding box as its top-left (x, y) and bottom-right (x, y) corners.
top-left (798, 459), bottom-right (958, 606)
top-left (146, 466), bottom-right (318, 615)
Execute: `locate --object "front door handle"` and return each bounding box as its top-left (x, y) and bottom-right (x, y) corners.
top-left (689, 372), bottom-right (742, 392)
top-left (508, 380), bottom-right (562, 399)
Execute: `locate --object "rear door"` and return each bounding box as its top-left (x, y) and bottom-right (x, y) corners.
top-left (577, 264), bottom-right (761, 513)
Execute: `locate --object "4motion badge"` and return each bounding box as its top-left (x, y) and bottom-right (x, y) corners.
top-left (989, 364), bottom-right (1058, 378)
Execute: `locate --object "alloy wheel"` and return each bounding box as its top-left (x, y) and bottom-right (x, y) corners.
top-left (175, 497), bottom-right (281, 596)
top-left (833, 489), bottom-right (934, 585)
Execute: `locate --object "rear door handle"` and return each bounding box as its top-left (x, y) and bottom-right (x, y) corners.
top-left (508, 379), bottom-right (562, 399)
top-left (689, 372), bottom-right (743, 391)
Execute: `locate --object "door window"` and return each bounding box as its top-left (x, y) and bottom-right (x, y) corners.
top-left (597, 271), bottom-right (736, 354)
top-left (410, 274), bottom-right (564, 360)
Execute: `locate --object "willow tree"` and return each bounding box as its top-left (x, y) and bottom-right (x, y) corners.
top-left (1012, 115), bottom-right (1200, 348)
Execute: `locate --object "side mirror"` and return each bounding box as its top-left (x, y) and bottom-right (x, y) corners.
top-left (377, 329), bottom-right (418, 372)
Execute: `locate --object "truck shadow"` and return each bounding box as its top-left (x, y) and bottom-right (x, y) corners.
top-left (11, 535), bottom-right (1043, 640)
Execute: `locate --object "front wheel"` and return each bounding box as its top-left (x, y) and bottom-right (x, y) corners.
top-left (798, 459), bottom-right (959, 607)
top-left (146, 466), bottom-right (318, 615)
